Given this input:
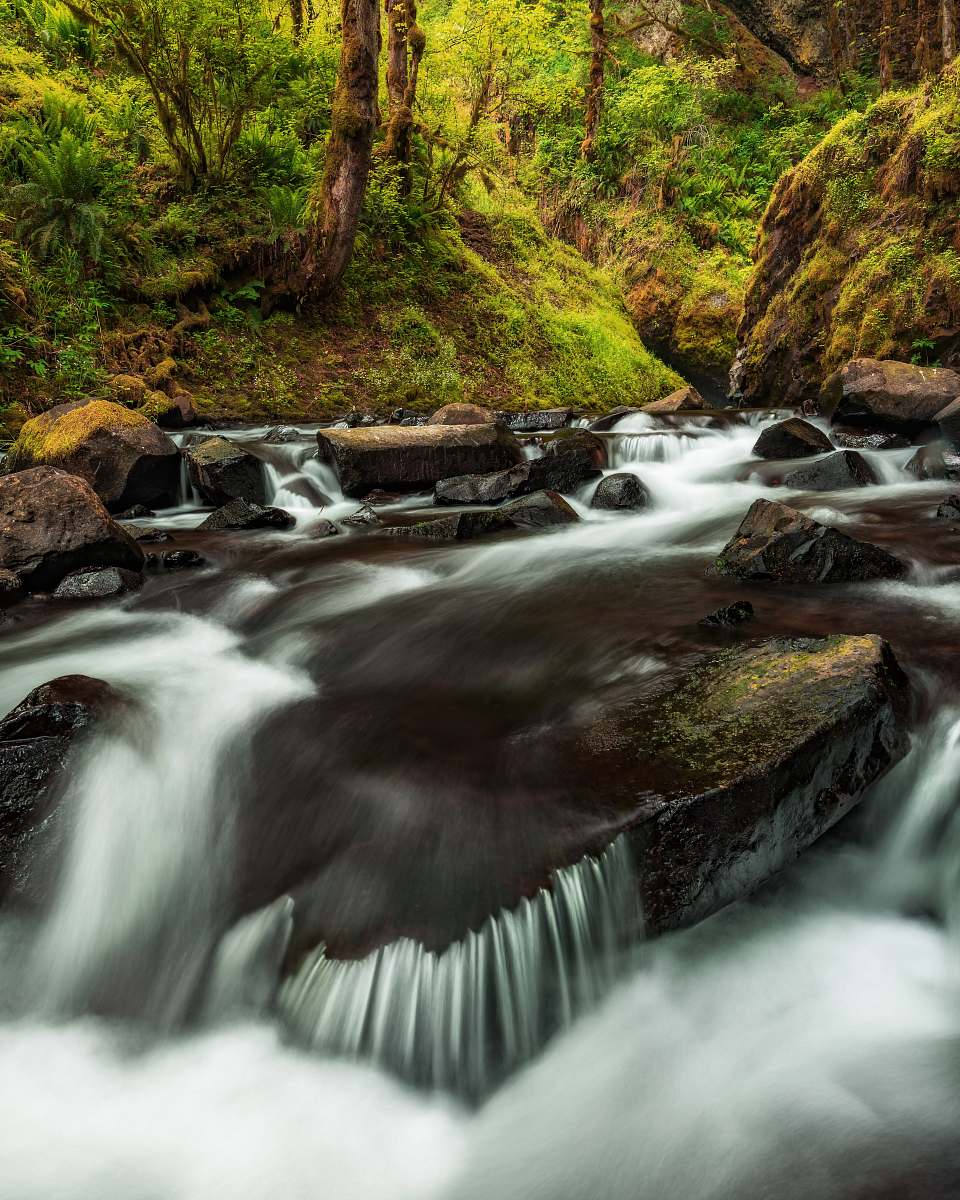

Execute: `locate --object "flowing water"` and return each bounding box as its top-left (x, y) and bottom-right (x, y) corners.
top-left (3, 413), bottom-right (960, 1197)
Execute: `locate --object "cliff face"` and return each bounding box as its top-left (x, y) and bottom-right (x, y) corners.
top-left (734, 62), bottom-right (960, 406)
top-left (724, 0), bottom-right (832, 75)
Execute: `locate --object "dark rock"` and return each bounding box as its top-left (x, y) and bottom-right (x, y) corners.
top-left (427, 403), bottom-right (493, 425)
top-left (712, 498), bottom-right (908, 583)
top-left (507, 408), bottom-right (573, 433)
top-left (435, 432), bottom-right (603, 504)
top-left (147, 550), bottom-right (206, 570)
top-left (904, 444), bottom-right (947, 480)
top-left (116, 504), bottom-right (155, 520)
top-left (317, 424), bottom-right (524, 498)
top-left (263, 426), bottom-right (301, 445)
top-left (699, 600), bottom-right (755, 628)
top-left (391, 490), bottom-right (578, 541)
top-left (0, 569), bottom-right (23, 600)
top-left (591, 473), bottom-right (649, 511)
top-left (936, 495), bottom-right (960, 521)
top-left (185, 436), bottom-right (266, 506)
top-left (500, 490), bottom-right (579, 529)
top-left (0, 675), bottom-right (126, 901)
top-left (153, 393), bottom-right (197, 429)
top-left (821, 359), bottom-right (960, 431)
top-left (125, 525), bottom-right (172, 544)
top-left (641, 385), bottom-right (713, 415)
top-left (935, 396), bottom-right (960, 450)
top-left (435, 466), bottom-right (532, 506)
top-left (341, 505), bottom-right (383, 530)
top-left (361, 490), bottom-right (404, 507)
top-left (752, 418), bottom-right (833, 460)
top-left (359, 415), bottom-right (377, 427)
top-left (198, 498), bottom-right (295, 532)
top-left (782, 449), bottom-right (878, 491)
top-left (5, 399), bottom-right (181, 510)
top-left (0, 467), bottom-right (144, 591)
top-left (589, 406), bottom-right (640, 431)
top-left (312, 519), bottom-right (340, 538)
top-left (53, 566), bottom-right (144, 601)
top-left (831, 427), bottom-right (909, 451)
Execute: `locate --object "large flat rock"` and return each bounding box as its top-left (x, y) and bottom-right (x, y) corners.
top-left (317, 423), bottom-right (524, 497)
top-left (821, 358), bottom-right (960, 431)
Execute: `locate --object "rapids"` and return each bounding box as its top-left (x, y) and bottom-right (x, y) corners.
top-left (3, 411), bottom-right (960, 1197)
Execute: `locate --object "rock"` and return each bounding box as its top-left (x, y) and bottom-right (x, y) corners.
top-left (0, 569), bottom-right (23, 600)
top-left (831, 427), bottom-right (909, 451)
top-left (699, 600), bottom-right (755, 628)
top-left (591, 473), bottom-right (649, 511)
top-left (341, 505), bottom-right (383, 530)
top-left (147, 550), bottom-right (206, 570)
top-left (151, 392), bottom-right (197, 430)
top-left (712, 498), bottom-right (908, 583)
top-left (116, 504), bottom-right (155, 520)
top-left (542, 428), bottom-right (607, 467)
top-left (198, 499), bottom-right (295, 532)
top-left (752, 418), bottom-right (833, 460)
top-left (435, 466), bottom-right (532, 506)
top-left (185, 436), bottom-right (266, 505)
top-left (507, 408), bottom-right (573, 433)
top-left (0, 675), bottom-right (125, 901)
top-left (935, 396), bottom-right (960, 450)
top-left (317, 424), bottom-right (524, 498)
top-left (589, 406), bottom-right (639, 431)
top-left (53, 566), bottom-right (144, 601)
top-left (5, 399), bottom-right (180, 510)
top-left (641, 385), bottom-right (712, 415)
top-left (782, 450), bottom-right (878, 491)
top-left (361, 490), bottom-right (404, 507)
top-left (263, 426), bottom-right (301, 445)
top-left (0, 467), bottom-right (144, 592)
top-left (821, 359), bottom-right (960, 431)
top-left (574, 635), bottom-right (910, 933)
top-left (312, 519), bottom-right (340, 539)
top-left (427, 403), bottom-right (493, 425)
top-left (936, 495), bottom-right (960, 521)
top-left (435, 432), bottom-right (603, 505)
top-left (904, 444), bottom-right (947, 480)
top-left (126, 525), bottom-right (172, 544)
top-left (390, 490), bottom-right (579, 541)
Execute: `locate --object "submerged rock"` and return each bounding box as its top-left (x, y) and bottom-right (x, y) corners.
top-left (53, 566), bottom-right (144, 601)
top-left (752, 418), bottom-right (833, 460)
top-left (712, 498), bottom-right (908, 583)
top-left (936, 495), bottom-right (960, 521)
top-left (0, 467), bottom-right (144, 592)
top-left (5, 399), bottom-right (180, 511)
top-left (591, 473), bottom-right (649, 511)
top-left (146, 549), bottom-right (206, 570)
top-left (782, 449), bottom-right (878, 491)
top-left (821, 359), bottom-right (960, 431)
top-left (699, 600), bottom-right (755, 628)
top-left (318, 423), bottom-right (524, 498)
top-left (198, 498), bottom-right (295, 532)
top-left (0, 675), bottom-right (125, 902)
top-left (185, 436), bottom-right (266, 506)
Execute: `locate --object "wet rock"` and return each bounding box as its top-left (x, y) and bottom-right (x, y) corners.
top-left (0, 569), bottom-right (23, 600)
top-left (904, 444), bottom-right (947, 480)
top-left (712, 498), bottom-right (908, 583)
top-left (0, 675), bottom-right (126, 902)
top-left (435, 432), bottom-right (602, 505)
top-left (935, 396), bottom-right (960, 450)
top-left (0, 467), bottom-right (144, 592)
top-left (501, 490), bottom-right (579, 529)
top-left (507, 408), bottom-right (573, 433)
top-left (317, 424), bottom-right (524, 498)
top-left (699, 600), bottom-right (755, 628)
top-left (591, 473), bottom-right (649, 511)
top-left (53, 566), bottom-right (144, 601)
top-left (427, 403), bottom-right (493, 425)
top-left (782, 449), bottom-right (878, 491)
top-left (542, 428), bottom-right (607, 469)
top-left (361, 490), bottom-right (404, 507)
top-left (116, 504), bottom-right (155, 520)
top-left (936, 495), bottom-right (960, 521)
top-left (831, 427), bottom-right (909, 451)
top-left (198, 498), bottom-right (295, 532)
top-left (574, 635), bottom-right (911, 933)
top-left (435, 466), bottom-right (532, 506)
top-left (147, 549), bottom-right (206, 570)
top-left (341, 505), bottom-right (383, 530)
top-left (152, 392), bottom-right (197, 430)
top-left (752, 417), bottom-right (833, 460)
top-left (263, 426), bottom-right (301, 445)
top-left (390, 490), bottom-right (578, 541)
top-left (589, 406), bottom-right (639, 431)
top-left (641, 385), bottom-right (713, 415)
top-left (125, 525), bottom-right (172, 544)
top-left (5, 399), bottom-right (180, 511)
top-left (312, 519), bottom-right (340, 539)
top-left (185, 436), bottom-right (266, 506)
top-left (821, 359), bottom-right (960, 431)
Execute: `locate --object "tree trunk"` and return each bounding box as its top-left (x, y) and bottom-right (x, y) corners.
top-left (581, 0), bottom-right (605, 161)
top-left (381, 0), bottom-right (425, 171)
top-left (289, 0), bottom-right (304, 40)
top-left (304, 0), bottom-right (381, 295)
top-left (880, 0), bottom-right (894, 88)
top-left (385, 0), bottom-right (408, 112)
top-left (943, 0), bottom-right (957, 60)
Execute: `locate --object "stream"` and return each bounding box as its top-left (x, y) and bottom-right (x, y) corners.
top-left (3, 411), bottom-right (960, 1198)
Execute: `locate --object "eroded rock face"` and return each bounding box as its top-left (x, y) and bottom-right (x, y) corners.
top-left (318, 424), bottom-right (525, 498)
top-left (591, 473), bottom-right (649, 511)
top-left (185, 437), bottom-right (266, 506)
top-left (712, 498), bottom-right (908, 583)
top-left (753, 417), bottom-right (833, 460)
top-left (0, 467), bottom-right (144, 592)
top-left (198, 499), bottom-right (295, 532)
top-left (783, 449), bottom-right (877, 491)
top-left (724, 0), bottom-right (832, 75)
top-left (821, 359), bottom-right (960, 431)
top-left (5, 399), bottom-right (180, 511)
top-left (641, 385), bottom-right (712, 415)
top-left (427, 403), bottom-right (493, 425)
top-left (0, 675), bottom-right (125, 902)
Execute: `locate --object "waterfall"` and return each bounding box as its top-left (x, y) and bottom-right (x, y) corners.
top-left (262, 445), bottom-right (341, 511)
top-left (279, 837), bottom-right (638, 1097)
top-left (610, 432), bottom-right (701, 468)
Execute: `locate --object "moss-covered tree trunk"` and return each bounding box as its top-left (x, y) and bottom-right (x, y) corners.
top-left (303, 0), bottom-right (381, 295)
top-left (581, 0), bottom-right (605, 160)
top-left (381, 0), bottom-right (425, 171)
top-left (943, 0), bottom-right (957, 60)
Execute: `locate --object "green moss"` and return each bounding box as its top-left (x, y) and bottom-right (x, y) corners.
top-left (9, 399), bottom-right (149, 467)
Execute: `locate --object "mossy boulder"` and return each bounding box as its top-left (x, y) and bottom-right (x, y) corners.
top-left (6, 400), bottom-right (181, 511)
top-left (821, 358), bottom-right (960, 431)
top-left (185, 436), bottom-right (266, 506)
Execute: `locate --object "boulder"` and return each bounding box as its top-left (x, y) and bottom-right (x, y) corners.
top-left (435, 466), bottom-right (531, 506)
top-left (435, 432), bottom-right (603, 505)
top-left (0, 467), bottom-right (144, 592)
top-left (116, 504), bottom-right (155, 520)
top-left (641, 385), bottom-right (712, 415)
top-left (53, 566), bottom-right (144, 601)
top-left (146, 549), bottom-right (206, 570)
top-left (263, 426), bottom-right (301, 445)
top-left (589, 406), bottom-right (639, 431)
top-left (126, 525), bottom-right (171, 544)
top-left (936, 495), bottom-right (960, 521)
top-left (0, 675), bottom-right (125, 901)
top-left (591, 473), bottom-right (649, 511)
top-left (390, 491), bottom-right (578, 541)
top-left (831, 427), bottom-right (909, 451)
top-left (5, 399), bottom-right (180, 511)
top-left (312, 519), bottom-right (340, 539)
top-left (699, 600), bottom-right (755, 628)
top-left (506, 408), bottom-right (573, 433)
top-left (198, 499), bottom-right (295, 532)
top-left (151, 392), bottom-right (197, 430)
top-left (712, 498), bottom-right (908, 583)
top-left (904, 444), bottom-right (948, 480)
top-left (782, 449), bottom-right (878, 491)
top-left (820, 359), bottom-right (960, 431)
top-left (427, 403), bottom-right (493, 425)
top-left (0, 569), bottom-right (23, 601)
top-left (317, 424), bottom-right (524, 498)
top-left (341, 505), bottom-right (383, 530)
top-left (752, 417), bottom-right (833, 460)
top-left (185, 436), bottom-right (266, 505)
top-left (935, 396), bottom-right (960, 450)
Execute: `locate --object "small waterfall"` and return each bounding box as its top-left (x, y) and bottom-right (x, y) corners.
top-left (177, 454), bottom-right (202, 508)
top-left (610, 432), bottom-right (701, 468)
top-left (280, 838), bottom-right (638, 1097)
top-left (262, 445), bottom-right (340, 510)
